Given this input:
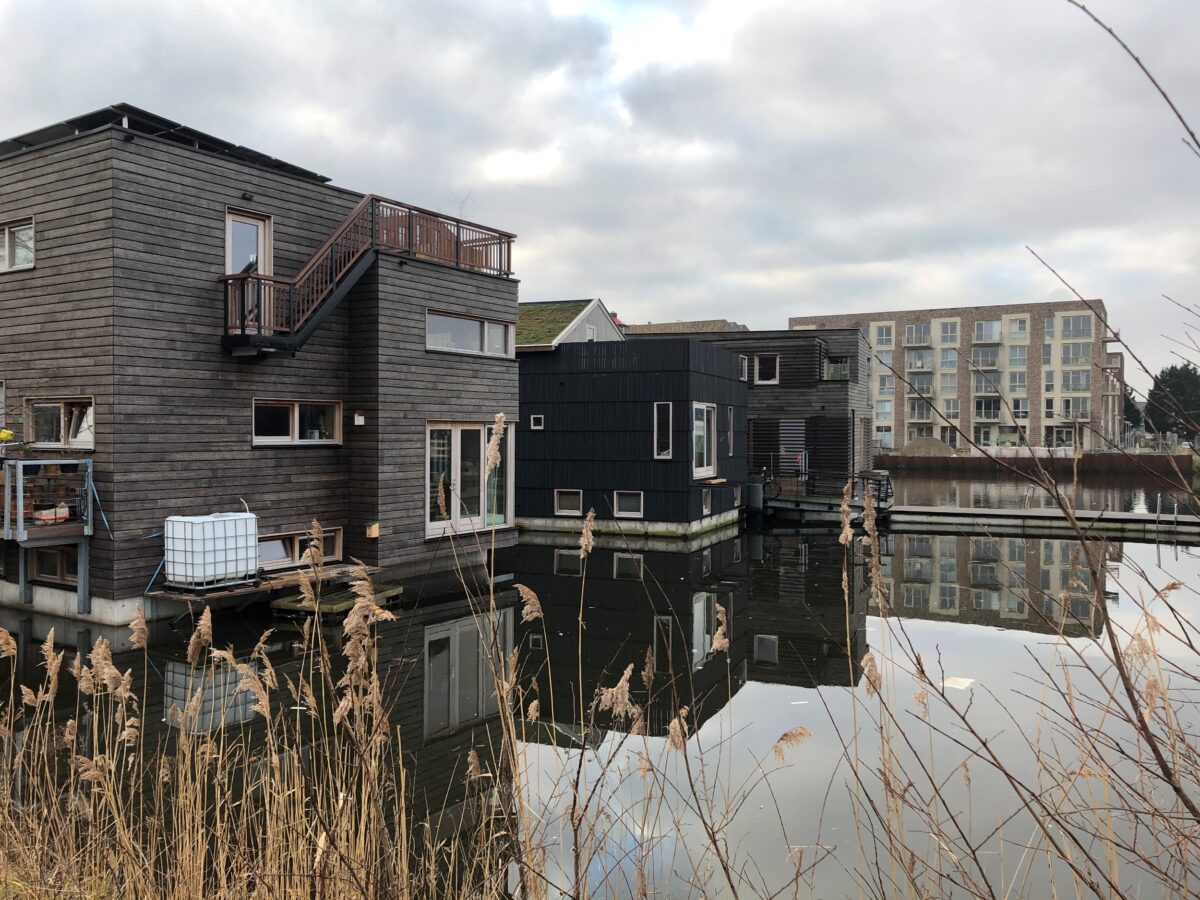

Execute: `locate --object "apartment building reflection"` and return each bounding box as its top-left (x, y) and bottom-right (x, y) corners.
top-left (876, 533), bottom-right (1116, 637)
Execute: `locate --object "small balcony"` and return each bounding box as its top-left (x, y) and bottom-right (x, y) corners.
top-left (2, 458), bottom-right (94, 542)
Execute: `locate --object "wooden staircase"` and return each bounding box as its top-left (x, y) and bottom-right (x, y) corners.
top-left (221, 196), bottom-right (514, 357)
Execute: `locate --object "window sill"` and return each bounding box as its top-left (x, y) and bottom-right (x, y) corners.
top-left (0, 264), bottom-right (35, 275)
top-left (27, 443), bottom-right (93, 452)
top-left (424, 346), bottom-right (515, 361)
top-left (424, 524), bottom-right (516, 541)
top-left (753, 380), bottom-right (779, 386)
top-left (252, 440), bottom-right (343, 448)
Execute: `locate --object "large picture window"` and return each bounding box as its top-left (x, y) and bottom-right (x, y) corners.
top-left (1, 219), bottom-right (35, 271)
top-left (426, 311), bottom-right (512, 357)
top-left (427, 422), bottom-right (514, 536)
top-left (28, 398), bottom-right (94, 450)
top-left (253, 400), bottom-right (341, 445)
top-left (692, 403), bottom-right (716, 478)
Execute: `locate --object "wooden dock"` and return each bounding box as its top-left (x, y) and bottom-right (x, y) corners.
top-left (887, 505), bottom-right (1200, 543)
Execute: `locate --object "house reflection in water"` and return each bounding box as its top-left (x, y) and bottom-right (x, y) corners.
top-left (506, 530), bottom-right (867, 740)
top-left (877, 533), bottom-right (1115, 637)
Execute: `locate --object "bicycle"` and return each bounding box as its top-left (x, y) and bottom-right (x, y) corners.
top-left (757, 467), bottom-right (782, 501)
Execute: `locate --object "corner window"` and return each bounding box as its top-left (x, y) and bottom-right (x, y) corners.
top-left (653, 402), bottom-right (672, 459)
top-left (258, 528), bottom-right (344, 571)
top-left (426, 311), bottom-right (512, 357)
top-left (530, 414), bottom-right (545, 430)
top-left (614, 552), bottom-right (644, 580)
top-left (754, 354), bottom-right (779, 385)
top-left (28, 399), bottom-right (94, 449)
top-left (692, 403), bottom-right (716, 478)
top-left (554, 489), bottom-right (583, 516)
top-left (1, 219), bottom-right (35, 272)
top-left (614, 491), bottom-right (644, 519)
top-left (739, 355), bottom-right (749, 381)
top-left (252, 400), bottom-right (341, 445)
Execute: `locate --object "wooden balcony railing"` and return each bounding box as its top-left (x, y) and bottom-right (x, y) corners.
top-left (222, 196), bottom-right (515, 345)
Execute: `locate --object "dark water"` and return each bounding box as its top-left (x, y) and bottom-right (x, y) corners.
top-left (1, 475), bottom-right (1196, 896)
top-left (892, 472), bottom-right (1199, 514)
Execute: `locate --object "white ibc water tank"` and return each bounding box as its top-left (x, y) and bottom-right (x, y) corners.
top-left (164, 512), bottom-right (259, 588)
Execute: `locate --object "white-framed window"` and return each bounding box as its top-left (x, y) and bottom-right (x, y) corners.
top-left (1044, 370), bottom-right (1055, 392)
top-left (1061, 314), bottom-right (1092, 339)
top-left (1045, 317), bottom-right (1056, 339)
top-left (614, 491), bottom-right (644, 519)
top-left (944, 398), bottom-right (959, 419)
top-left (1063, 369), bottom-right (1091, 392)
top-left (226, 209), bottom-right (272, 275)
top-left (974, 320), bottom-right (1001, 342)
top-left (905, 323), bottom-right (930, 345)
top-left (727, 406), bottom-right (734, 456)
top-left (613, 552), bottom-right (644, 580)
top-left (424, 608), bottom-right (512, 738)
top-left (28, 398), bottom-right (94, 450)
top-left (1, 219), bottom-right (35, 272)
top-left (1009, 345), bottom-right (1027, 368)
top-left (971, 346), bottom-right (998, 368)
top-left (875, 324), bottom-right (893, 347)
top-left (876, 400), bottom-right (893, 420)
top-left (1061, 343), bottom-right (1091, 366)
top-left (1045, 397), bottom-right (1055, 417)
top-left (739, 355), bottom-right (749, 381)
top-left (554, 489), bottom-right (583, 516)
top-left (878, 375), bottom-right (895, 396)
top-left (875, 350), bottom-right (893, 369)
top-left (754, 634), bottom-right (779, 664)
top-left (654, 402), bottom-right (672, 459)
top-left (585, 323), bottom-right (598, 342)
top-left (940, 349), bottom-right (957, 370)
top-left (426, 311), bottom-right (512, 357)
top-left (259, 528), bottom-right (344, 571)
top-left (1009, 371), bottom-right (1027, 393)
top-left (1009, 318), bottom-right (1028, 339)
top-left (906, 348), bottom-right (933, 370)
top-left (692, 403), bottom-right (716, 477)
top-left (1061, 397), bottom-right (1091, 420)
top-left (253, 400), bottom-right (341, 446)
top-left (530, 414), bottom-right (544, 430)
top-left (939, 372), bottom-right (957, 394)
top-left (874, 425), bottom-right (893, 448)
top-left (554, 549), bottom-right (582, 576)
top-left (754, 354), bottom-right (779, 385)
top-left (427, 422), bottom-right (514, 536)
top-left (702, 488), bottom-right (712, 516)
top-left (1042, 344), bottom-right (1052, 365)
top-left (1013, 398), bottom-right (1029, 420)
top-left (940, 321), bottom-right (958, 344)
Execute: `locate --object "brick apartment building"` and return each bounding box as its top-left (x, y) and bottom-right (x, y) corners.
top-left (789, 301), bottom-right (1124, 453)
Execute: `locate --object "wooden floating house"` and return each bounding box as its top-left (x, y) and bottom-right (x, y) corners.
top-left (515, 306), bottom-right (748, 536)
top-left (0, 104), bottom-right (519, 623)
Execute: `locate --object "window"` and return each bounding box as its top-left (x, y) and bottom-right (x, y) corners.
top-left (701, 548), bottom-right (713, 576)
top-left (875, 325), bottom-right (893, 347)
top-left (1042, 344), bottom-right (1052, 366)
top-left (1042, 540), bottom-right (1055, 565)
top-left (1063, 369), bottom-right (1091, 392)
top-left (28, 399), bottom-right (94, 449)
top-left (426, 311), bottom-right (512, 357)
top-left (1044, 370), bottom-right (1055, 393)
top-left (907, 424), bottom-right (934, 441)
top-left (876, 400), bottom-right (893, 420)
top-left (702, 488), bottom-right (712, 516)
top-left (1009, 318), bottom-right (1028, 339)
top-left (554, 489), bottom-right (583, 516)
top-left (693, 403), bottom-right (716, 477)
top-left (734, 486), bottom-right (742, 507)
top-left (940, 321), bottom-right (958, 344)
top-left (970, 346), bottom-right (998, 368)
top-left (975, 398), bottom-right (1001, 420)
top-left (905, 323), bottom-right (930, 345)
top-left (908, 398), bottom-right (933, 420)
top-left (654, 402), bottom-right (672, 459)
top-left (739, 355), bottom-right (749, 381)
top-left (1045, 317), bottom-right (1055, 339)
top-left (1061, 314), bottom-right (1092, 339)
top-left (614, 552), bottom-right (644, 580)
top-left (1, 219), bottom-right (34, 271)
top-left (939, 372), bottom-right (957, 394)
top-left (875, 425), bottom-right (893, 448)
top-left (727, 406), bottom-right (734, 456)
top-left (972, 372), bottom-right (999, 394)
top-left (972, 590), bottom-right (1001, 611)
top-left (427, 422), bottom-right (514, 535)
top-left (938, 559), bottom-right (957, 583)
top-left (903, 584), bottom-right (929, 607)
top-left (875, 350), bottom-right (893, 369)
top-left (754, 634), bottom-right (779, 664)
top-left (1062, 397), bottom-right (1091, 420)
top-left (424, 609), bottom-right (512, 738)
top-left (614, 491), bottom-right (644, 519)
top-left (1013, 398), bottom-right (1029, 420)
top-left (754, 354), bottom-right (779, 385)
top-left (974, 320), bottom-right (1001, 342)
top-left (909, 373), bottom-right (933, 395)
top-left (1008, 539), bottom-right (1027, 562)
top-left (944, 399), bottom-right (959, 419)
top-left (258, 528), bottom-right (344, 571)
top-left (585, 323), bottom-right (598, 342)
top-left (1061, 343), bottom-right (1090, 366)
top-left (906, 348), bottom-right (933, 370)
top-left (939, 536), bottom-right (957, 559)
top-left (28, 545), bottom-right (77, 586)
top-left (553, 549), bottom-right (582, 576)
top-left (1009, 345), bottom-right (1027, 368)
top-left (253, 400), bottom-right (340, 445)
top-left (1009, 371), bottom-right (1027, 393)
top-left (878, 375), bottom-right (895, 396)
top-left (0, 380), bottom-right (5, 428)
top-left (1045, 397), bottom-right (1055, 417)
top-left (938, 585), bottom-right (958, 610)
top-left (939, 425), bottom-right (958, 447)
top-left (940, 349), bottom-right (957, 371)
top-left (826, 355), bottom-right (849, 380)
top-left (530, 414), bottom-right (544, 430)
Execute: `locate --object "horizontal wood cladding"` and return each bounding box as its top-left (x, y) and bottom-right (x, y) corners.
top-left (517, 340), bottom-right (747, 523)
top-left (2, 126), bottom-right (521, 607)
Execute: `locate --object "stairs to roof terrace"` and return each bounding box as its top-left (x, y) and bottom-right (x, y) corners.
top-left (221, 196), bottom-right (515, 357)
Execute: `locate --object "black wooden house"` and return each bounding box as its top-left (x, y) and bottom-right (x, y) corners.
top-left (0, 104), bottom-right (519, 623)
top-left (516, 339), bottom-right (747, 536)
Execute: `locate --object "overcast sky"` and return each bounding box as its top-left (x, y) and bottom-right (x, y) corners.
top-left (2, 0), bottom-right (1197, 391)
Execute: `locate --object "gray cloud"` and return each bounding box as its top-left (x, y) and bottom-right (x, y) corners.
top-left (1, 0), bottom-right (1196, 390)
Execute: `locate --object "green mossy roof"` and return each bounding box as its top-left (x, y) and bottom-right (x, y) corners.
top-left (516, 300), bottom-right (593, 345)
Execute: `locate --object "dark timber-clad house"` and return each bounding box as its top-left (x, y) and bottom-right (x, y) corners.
top-left (516, 338), bottom-right (747, 535)
top-left (0, 104), bottom-right (519, 624)
top-left (624, 326), bottom-right (874, 496)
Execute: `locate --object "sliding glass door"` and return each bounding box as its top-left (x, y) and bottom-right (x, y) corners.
top-left (427, 422), bottom-right (512, 537)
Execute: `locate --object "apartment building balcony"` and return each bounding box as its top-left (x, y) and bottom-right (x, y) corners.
top-left (2, 458), bottom-right (94, 543)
